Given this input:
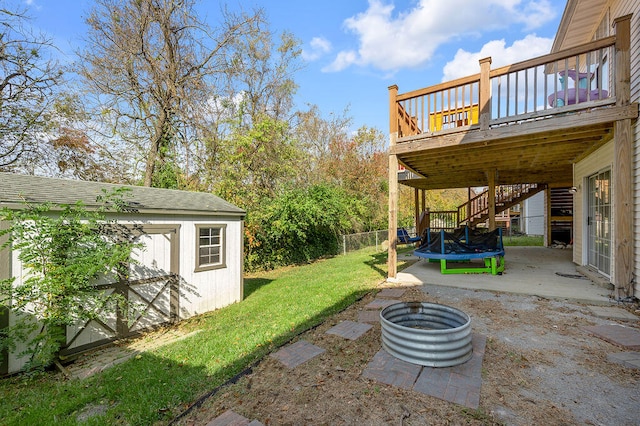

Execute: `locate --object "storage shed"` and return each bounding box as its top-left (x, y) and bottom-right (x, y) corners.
top-left (0, 173), bottom-right (246, 374)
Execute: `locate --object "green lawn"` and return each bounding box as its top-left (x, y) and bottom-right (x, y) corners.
top-left (0, 247), bottom-right (414, 425)
top-left (502, 234), bottom-right (544, 246)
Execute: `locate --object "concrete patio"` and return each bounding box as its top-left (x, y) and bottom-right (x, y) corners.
top-left (393, 246), bottom-right (614, 304)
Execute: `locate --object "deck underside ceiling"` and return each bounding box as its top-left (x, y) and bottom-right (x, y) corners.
top-left (393, 104), bottom-right (638, 190)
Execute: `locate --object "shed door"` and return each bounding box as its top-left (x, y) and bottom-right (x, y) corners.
top-left (61, 225), bottom-right (180, 357)
top-left (587, 170), bottom-right (611, 277)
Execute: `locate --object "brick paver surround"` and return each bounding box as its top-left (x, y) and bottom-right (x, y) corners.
top-left (362, 334), bottom-right (486, 409)
top-left (361, 349), bottom-right (423, 390)
top-left (413, 334), bottom-right (485, 408)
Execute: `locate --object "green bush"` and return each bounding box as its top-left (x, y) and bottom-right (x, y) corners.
top-left (246, 184), bottom-right (354, 270)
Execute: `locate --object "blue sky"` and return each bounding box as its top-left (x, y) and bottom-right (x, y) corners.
top-left (21, 0), bottom-right (565, 135)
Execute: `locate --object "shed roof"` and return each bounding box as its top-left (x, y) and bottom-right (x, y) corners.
top-left (0, 173), bottom-right (245, 218)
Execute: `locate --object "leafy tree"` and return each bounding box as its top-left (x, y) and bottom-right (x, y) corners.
top-left (426, 188), bottom-right (468, 211)
top-left (77, 0), bottom-right (263, 187)
top-left (213, 116), bottom-right (301, 209)
top-left (197, 25), bottom-right (304, 209)
top-left (0, 190), bottom-right (139, 370)
top-left (294, 104), bottom-right (353, 187)
top-left (245, 184), bottom-right (353, 270)
top-left (398, 186), bottom-right (469, 228)
top-left (29, 93), bottom-right (123, 181)
top-left (294, 105), bottom-right (389, 231)
top-left (0, 4), bottom-right (63, 170)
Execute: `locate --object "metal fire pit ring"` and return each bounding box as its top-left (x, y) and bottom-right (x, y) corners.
top-left (380, 301), bottom-right (472, 367)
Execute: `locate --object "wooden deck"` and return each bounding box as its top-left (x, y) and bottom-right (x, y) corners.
top-left (387, 14), bottom-right (637, 298)
top-left (389, 32), bottom-right (637, 190)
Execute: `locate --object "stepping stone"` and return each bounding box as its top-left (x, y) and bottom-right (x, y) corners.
top-left (588, 306), bottom-right (638, 321)
top-left (377, 288), bottom-right (407, 298)
top-left (358, 310), bottom-right (381, 324)
top-left (583, 324), bottom-right (640, 350)
top-left (364, 298), bottom-right (399, 310)
top-left (206, 409), bottom-right (263, 426)
top-left (269, 340), bottom-right (325, 368)
top-left (362, 349), bottom-right (422, 390)
top-left (607, 351), bottom-right (640, 369)
top-left (413, 334), bottom-right (486, 409)
top-left (326, 320), bottom-right (372, 340)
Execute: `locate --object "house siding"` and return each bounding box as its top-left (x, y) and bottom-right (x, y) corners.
top-left (571, 1), bottom-right (639, 296)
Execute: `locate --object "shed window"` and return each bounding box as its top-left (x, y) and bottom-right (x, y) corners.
top-left (195, 224), bottom-right (226, 271)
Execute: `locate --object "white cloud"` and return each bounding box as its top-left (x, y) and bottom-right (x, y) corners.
top-left (441, 34), bottom-right (554, 81)
top-left (322, 50), bottom-right (358, 72)
top-left (302, 37), bottom-right (332, 62)
top-left (499, 0), bottom-right (557, 31)
top-left (325, 0), bottom-right (556, 73)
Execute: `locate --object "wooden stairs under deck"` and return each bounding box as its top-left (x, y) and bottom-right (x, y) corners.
top-left (463, 184), bottom-right (545, 227)
top-left (418, 184), bottom-right (545, 236)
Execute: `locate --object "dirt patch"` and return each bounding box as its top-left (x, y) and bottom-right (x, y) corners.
top-left (174, 285), bottom-right (640, 426)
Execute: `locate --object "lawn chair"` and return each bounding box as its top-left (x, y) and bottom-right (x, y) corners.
top-left (397, 227), bottom-right (421, 244)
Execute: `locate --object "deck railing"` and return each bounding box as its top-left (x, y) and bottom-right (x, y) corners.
top-left (491, 37), bottom-right (615, 124)
top-left (393, 36), bottom-right (617, 138)
top-left (396, 75), bottom-right (480, 135)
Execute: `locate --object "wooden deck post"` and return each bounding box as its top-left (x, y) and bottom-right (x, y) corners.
top-left (388, 85), bottom-right (399, 280)
top-left (487, 169), bottom-right (496, 230)
top-left (414, 188), bottom-right (420, 233)
top-left (467, 187), bottom-right (472, 224)
top-left (479, 57), bottom-right (492, 131)
top-left (544, 186), bottom-right (551, 247)
top-left (612, 14), bottom-right (633, 298)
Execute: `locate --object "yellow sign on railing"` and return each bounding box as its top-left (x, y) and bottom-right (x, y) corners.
top-left (429, 104), bottom-right (479, 132)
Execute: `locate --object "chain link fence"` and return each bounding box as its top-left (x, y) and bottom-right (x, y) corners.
top-left (339, 229), bottom-right (388, 254)
top-left (339, 227), bottom-right (419, 254)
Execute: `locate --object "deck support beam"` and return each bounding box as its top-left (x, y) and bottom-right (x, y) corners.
top-left (612, 15), bottom-right (633, 298)
top-left (388, 85), bottom-right (399, 280)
